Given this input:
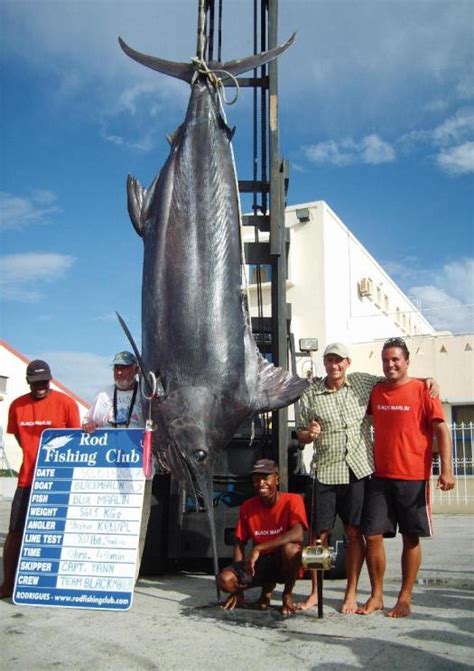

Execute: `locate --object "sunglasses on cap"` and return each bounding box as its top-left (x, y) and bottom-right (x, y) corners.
top-left (383, 337), bottom-right (407, 348)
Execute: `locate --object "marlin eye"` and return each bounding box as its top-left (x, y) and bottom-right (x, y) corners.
top-left (193, 450), bottom-right (207, 462)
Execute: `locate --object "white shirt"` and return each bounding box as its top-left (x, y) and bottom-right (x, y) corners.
top-left (84, 384), bottom-right (144, 428)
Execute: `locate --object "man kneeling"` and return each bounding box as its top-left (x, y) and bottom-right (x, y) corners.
top-left (217, 459), bottom-right (308, 615)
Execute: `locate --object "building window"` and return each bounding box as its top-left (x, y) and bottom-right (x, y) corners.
top-left (249, 264), bottom-right (272, 284)
top-left (375, 285), bottom-right (382, 307)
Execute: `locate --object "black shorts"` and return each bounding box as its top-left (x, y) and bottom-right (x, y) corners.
top-left (226, 552), bottom-right (286, 588)
top-left (9, 486), bottom-right (31, 533)
top-left (306, 472), bottom-right (367, 536)
top-left (362, 477), bottom-right (433, 538)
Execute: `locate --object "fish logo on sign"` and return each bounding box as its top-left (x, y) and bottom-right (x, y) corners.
top-left (43, 434), bottom-right (75, 457)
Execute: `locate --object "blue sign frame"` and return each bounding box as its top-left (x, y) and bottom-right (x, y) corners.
top-left (13, 428), bottom-right (145, 610)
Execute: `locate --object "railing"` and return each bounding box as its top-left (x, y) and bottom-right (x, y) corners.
top-left (431, 422), bottom-right (473, 506)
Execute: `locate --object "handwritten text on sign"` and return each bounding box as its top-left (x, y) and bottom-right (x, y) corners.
top-left (13, 429), bottom-right (145, 610)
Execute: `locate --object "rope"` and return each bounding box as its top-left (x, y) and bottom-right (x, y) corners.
top-left (190, 57), bottom-right (241, 106)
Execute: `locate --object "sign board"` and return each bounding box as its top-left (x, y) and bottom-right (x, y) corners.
top-left (13, 428), bottom-right (145, 610)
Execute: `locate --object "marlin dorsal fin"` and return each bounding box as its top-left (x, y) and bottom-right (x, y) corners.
top-left (126, 173), bottom-right (159, 236)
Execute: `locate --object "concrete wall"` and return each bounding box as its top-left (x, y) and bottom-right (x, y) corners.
top-left (348, 334), bottom-right (474, 422)
top-left (243, 200), bottom-right (472, 412)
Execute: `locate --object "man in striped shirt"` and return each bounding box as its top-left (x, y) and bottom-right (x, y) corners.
top-left (296, 342), bottom-right (437, 614)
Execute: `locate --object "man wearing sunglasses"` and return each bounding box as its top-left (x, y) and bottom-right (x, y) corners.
top-left (359, 337), bottom-right (454, 617)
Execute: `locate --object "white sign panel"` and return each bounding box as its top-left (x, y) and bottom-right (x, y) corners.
top-left (13, 429), bottom-right (145, 610)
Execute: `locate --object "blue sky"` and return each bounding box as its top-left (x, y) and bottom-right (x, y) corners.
top-left (1, 0), bottom-right (473, 402)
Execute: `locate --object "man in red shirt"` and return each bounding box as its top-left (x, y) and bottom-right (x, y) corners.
top-left (359, 338), bottom-right (454, 617)
top-left (217, 459), bottom-right (308, 615)
top-left (0, 360), bottom-right (80, 598)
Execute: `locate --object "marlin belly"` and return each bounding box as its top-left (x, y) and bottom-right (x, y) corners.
top-left (142, 80), bottom-right (247, 398)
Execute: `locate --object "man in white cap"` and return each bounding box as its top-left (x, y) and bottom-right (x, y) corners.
top-left (296, 342), bottom-right (438, 614)
top-left (82, 351), bottom-right (143, 431)
top-left (1, 360), bottom-right (80, 598)
top-left (82, 351), bottom-right (150, 580)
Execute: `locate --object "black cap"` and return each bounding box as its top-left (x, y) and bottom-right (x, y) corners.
top-left (251, 459), bottom-right (279, 475)
top-left (26, 360), bottom-right (52, 383)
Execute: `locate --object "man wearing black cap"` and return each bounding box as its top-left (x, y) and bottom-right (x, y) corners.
top-left (217, 459), bottom-right (308, 615)
top-left (1, 360), bottom-right (80, 598)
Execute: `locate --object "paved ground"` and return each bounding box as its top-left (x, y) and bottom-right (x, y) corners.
top-left (1, 500), bottom-right (473, 670)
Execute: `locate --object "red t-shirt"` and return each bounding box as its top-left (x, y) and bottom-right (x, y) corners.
top-left (7, 390), bottom-right (81, 487)
top-left (368, 379), bottom-right (445, 480)
top-left (235, 492), bottom-right (308, 554)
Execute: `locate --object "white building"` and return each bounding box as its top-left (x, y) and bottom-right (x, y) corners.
top-left (0, 339), bottom-right (89, 475)
top-left (244, 200), bottom-right (473, 420)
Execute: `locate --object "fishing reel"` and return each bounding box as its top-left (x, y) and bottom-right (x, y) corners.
top-left (301, 540), bottom-right (336, 571)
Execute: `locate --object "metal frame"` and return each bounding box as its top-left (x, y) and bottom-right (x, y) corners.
top-left (164, 0), bottom-right (292, 570)
top-left (229, 0), bottom-right (291, 488)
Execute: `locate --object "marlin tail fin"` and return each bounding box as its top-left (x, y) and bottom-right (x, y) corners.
top-left (118, 33), bottom-right (296, 83)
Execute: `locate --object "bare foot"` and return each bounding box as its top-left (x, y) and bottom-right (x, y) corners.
top-left (340, 595), bottom-right (358, 614)
top-left (220, 593), bottom-right (247, 610)
top-left (357, 596), bottom-right (384, 615)
top-left (254, 595), bottom-right (271, 610)
top-left (387, 599), bottom-right (411, 618)
top-left (281, 592), bottom-right (297, 616)
top-left (295, 593), bottom-right (318, 611)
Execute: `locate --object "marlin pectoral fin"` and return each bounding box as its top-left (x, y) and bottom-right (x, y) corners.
top-left (254, 352), bottom-right (309, 413)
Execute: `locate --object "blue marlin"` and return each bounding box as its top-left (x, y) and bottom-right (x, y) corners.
top-left (119, 34), bottom-right (307, 583)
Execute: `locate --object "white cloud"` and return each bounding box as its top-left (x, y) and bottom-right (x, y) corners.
top-left (432, 108), bottom-right (474, 146)
top-left (399, 108), bottom-right (474, 174)
top-left (456, 76), bottom-right (474, 100)
top-left (409, 285), bottom-right (473, 333)
top-left (436, 142), bottom-right (474, 175)
top-left (304, 134), bottom-right (395, 167)
top-left (361, 135), bottom-right (396, 164)
top-left (37, 351), bottom-right (112, 404)
top-left (389, 257), bottom-right (474, 333)
top-left (0, 191), bottom-right (61, 230)
top-left (442, 258), bottom-right (474, 304)
top-left (0, 252), bottom-right (76, 301)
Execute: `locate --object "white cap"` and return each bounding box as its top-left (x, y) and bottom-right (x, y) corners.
top-left (323, 342), bottom-right (350, 359)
